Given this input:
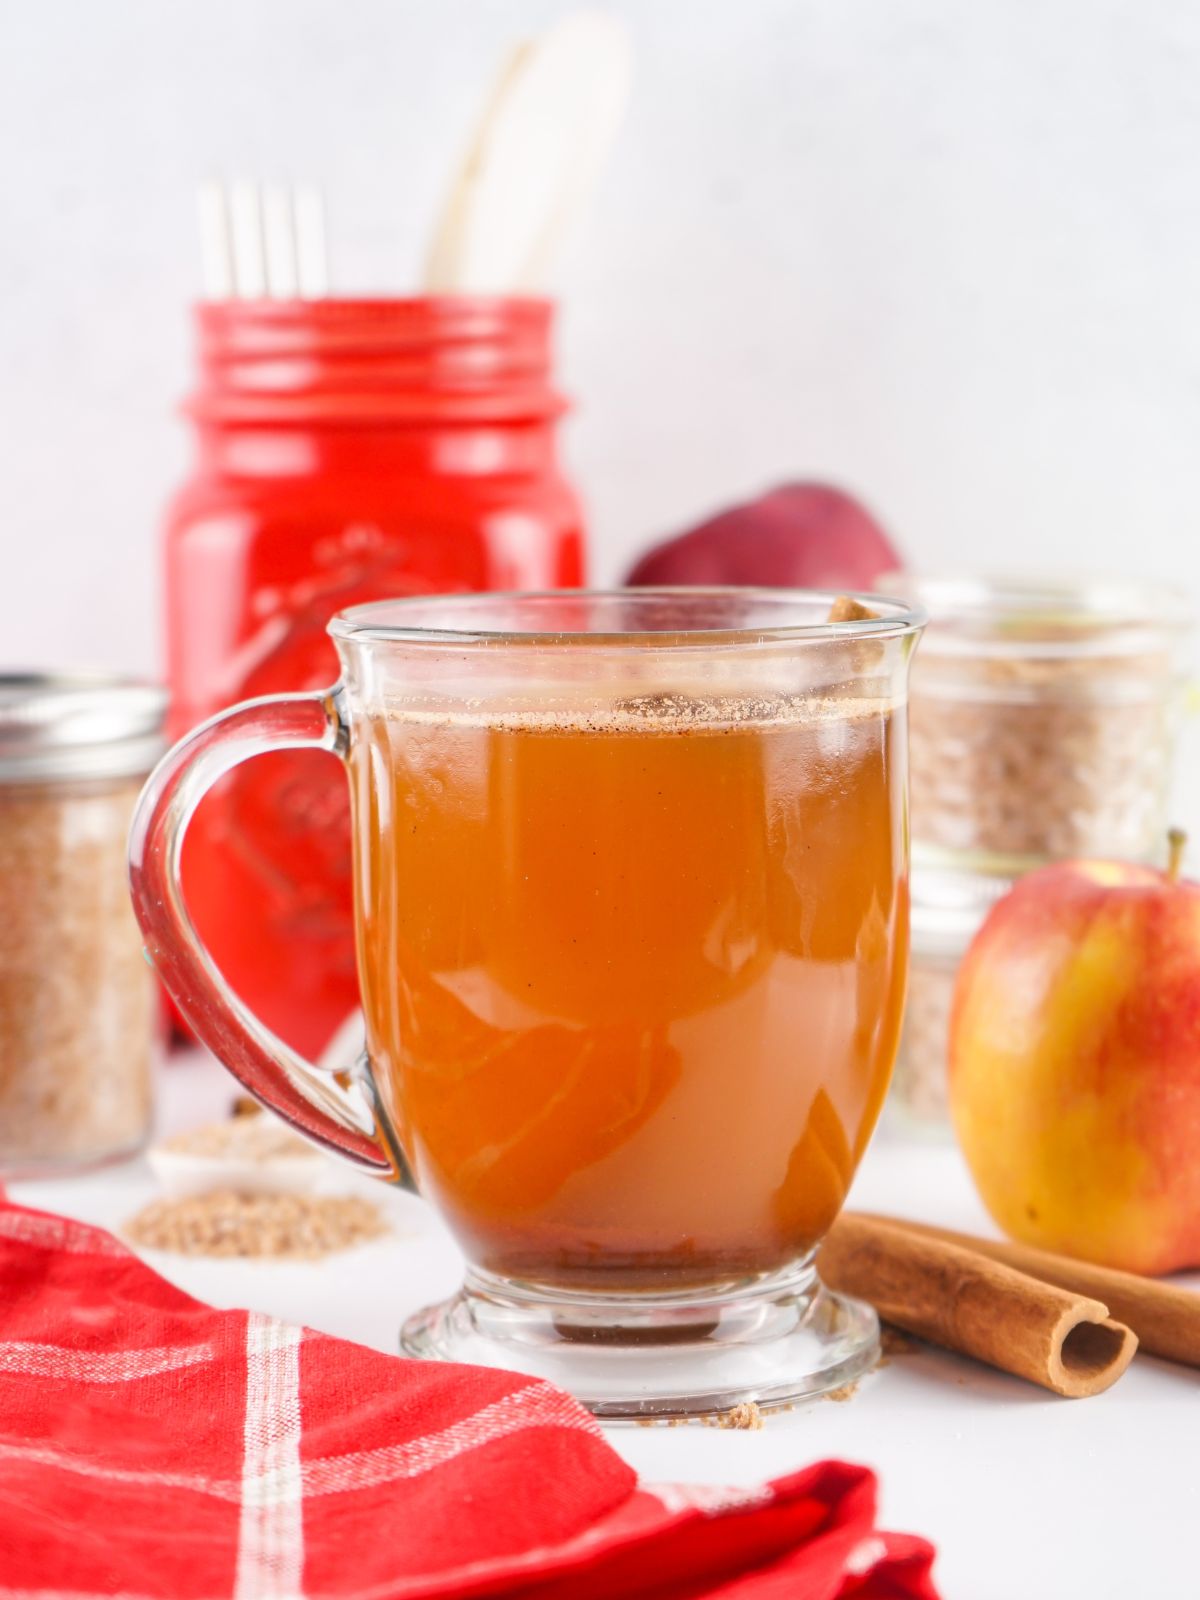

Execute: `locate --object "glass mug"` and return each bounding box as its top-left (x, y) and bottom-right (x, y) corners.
top-left (129, 589), bottom-right (924, 1416)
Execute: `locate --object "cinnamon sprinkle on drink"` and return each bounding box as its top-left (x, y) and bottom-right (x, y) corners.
top-left (827, 595), bottom-right (879, 623)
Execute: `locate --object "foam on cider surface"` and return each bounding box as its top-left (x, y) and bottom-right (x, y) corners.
top-left (367, 687), bottom-right (899, 735)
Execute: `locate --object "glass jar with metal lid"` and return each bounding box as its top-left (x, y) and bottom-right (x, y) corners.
top-left (0, 674), bottom-right (166, 1174)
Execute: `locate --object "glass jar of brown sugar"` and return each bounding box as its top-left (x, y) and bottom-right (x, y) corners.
top-left (900, 576), bottom-right (1192, 882)
top-left (888, 894), bottom-right (998, 1136)
top-left (886, 574), bottom-right (1193, 1135)
top-left (0, 675), bottom-right (166, 1175)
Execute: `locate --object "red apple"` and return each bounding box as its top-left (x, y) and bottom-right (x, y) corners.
top-left (625, 483), bottom-right (901, 591)
top-left (949, 835), bottom-right (1200, 1275)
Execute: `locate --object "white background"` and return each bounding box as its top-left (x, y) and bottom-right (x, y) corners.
top-left (4, 0), bottom-right (1200, 675)
top-left (5, 13), bottom-right (1199, 1588)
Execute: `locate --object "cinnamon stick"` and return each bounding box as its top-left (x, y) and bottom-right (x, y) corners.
top-left (854, 1213), bottom-right (1200, 1369)
top-left (819, 1212), bottom-right (1137, 1397)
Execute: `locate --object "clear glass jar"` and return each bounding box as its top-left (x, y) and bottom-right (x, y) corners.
top-left (889, 896), bottom-right (995, 1135)
top-left (899, 576), bottom-right (1192, 880)
top-left (0, 675), bottom-right (166, 1175)
top-left (888, 574), bottom-right (1193, 1134)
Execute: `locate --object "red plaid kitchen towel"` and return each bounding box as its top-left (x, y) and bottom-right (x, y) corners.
top-left (0, 1201), bottom-right (938, 1598)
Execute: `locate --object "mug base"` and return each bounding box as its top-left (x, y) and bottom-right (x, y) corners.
top-left (399, 1260), bottom-right (879, 1419)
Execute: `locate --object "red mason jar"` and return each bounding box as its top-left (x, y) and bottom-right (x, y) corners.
top-left (164, 297), bottom-right (586, 1056)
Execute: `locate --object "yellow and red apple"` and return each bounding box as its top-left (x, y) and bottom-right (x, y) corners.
top-left (949, 836), bottom-right (1200, 1275)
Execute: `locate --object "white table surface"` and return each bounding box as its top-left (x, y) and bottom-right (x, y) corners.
top-left (12, 1051), bottom-right (1198, 1600)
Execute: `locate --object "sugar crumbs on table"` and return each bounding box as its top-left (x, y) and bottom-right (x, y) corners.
top-left (124, 1189), bottom-right (388, 1259)
top-left (879, 1324), bottom-right (915, 1362)
top-left (823, 1381), bottom-right (859, 1403)
top-left (701, 1401), bottom-right (764, 1431)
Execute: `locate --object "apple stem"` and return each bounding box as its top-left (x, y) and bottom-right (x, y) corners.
top-left (1167, 827), bottom-right (1187, 883)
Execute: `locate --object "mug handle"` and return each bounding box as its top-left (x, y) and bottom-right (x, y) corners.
top-left (128, 687), bottom-right (410, 1184)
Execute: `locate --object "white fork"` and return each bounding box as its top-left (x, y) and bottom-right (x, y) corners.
top-left (198, 180), bottom-right (327, 301)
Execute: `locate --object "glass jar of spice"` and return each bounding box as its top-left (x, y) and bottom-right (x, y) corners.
top-left (889, 575), bottom-right (1192, 1134)
top-left (889, 895), bottom-right (1000, 1135)
top-left (904, 576), bottom-right (1192, 881)
top-left (0, 675), bottom-right (166, 1174)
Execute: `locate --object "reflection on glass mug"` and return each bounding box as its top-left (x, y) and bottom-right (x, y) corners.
top-left (129, 589), bottom-right (924, 1417)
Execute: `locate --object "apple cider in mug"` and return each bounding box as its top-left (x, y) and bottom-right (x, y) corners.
top-left (352, 690), bottom-right (908, 1290)
top-left (131, 591), bottom-right (924, 1411)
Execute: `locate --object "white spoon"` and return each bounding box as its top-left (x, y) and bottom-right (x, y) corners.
top-left (424, 10), bottom-right (633, 293)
